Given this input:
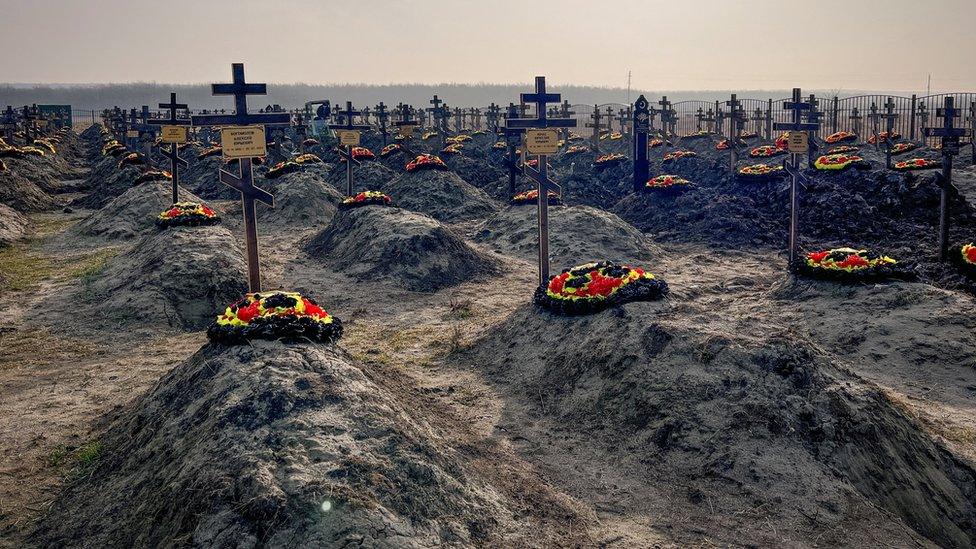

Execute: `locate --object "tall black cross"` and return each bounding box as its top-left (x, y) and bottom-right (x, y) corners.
top-left (726, 94), bottom-right (747, 172)
top-left (618, 106), bottom-right (632, 134)
top-left (658, 96), bottom-right (676, 138)
top-left (427, 95), bottom-right (448, 146)
top-left (486, 103), bottom-right (501, 135)
top-left (917, 101), bottom-right (929, 140)
top-left (470, 108), bottom-right (482, 130)
top-left (22, 106), bottom-right (38, 143)
top-left (586, 105), bottom-right (602, 152)
top-left (393, 102), bottom-right (420, 158)
top-left (452, 107), bottom-right (464, 134)
top-left (750, 107), bottom-right (765, 137)
top-left (504, 76), bottom-right (577, 286)
top-left (923, 96), bottom-right (970, 260)
top-left (148, 92), bottom-right (191, 203)
top-left (502, 104), bottom-right (523, 195)
top-left (604, 106), bottom-right (616, 137)
top-left (190, 63), bottom-right (290, 292)
top-left (333, 101), bottom-right (372, 196)
top-left (876, 97), bottom-right (900, 168)
top-left (772, 88), bottom-right (820, 266)
top-left (695, 107), bottom-right (706, 131)
top-left (633, 95), bottom-right (650, 193)
top-left (849, 107), bottom-right (863, 143)
top-left (375, 102), bottom-right (390, 146)
top-left (804, 95), bottom-right (824, 166)
top-left (867, 102), bottom-right (882, 149)
top-left (1, 106), bottom-right (16, 141)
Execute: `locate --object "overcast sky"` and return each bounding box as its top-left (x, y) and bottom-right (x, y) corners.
top-left (2, 0), bottom-right (974, 92)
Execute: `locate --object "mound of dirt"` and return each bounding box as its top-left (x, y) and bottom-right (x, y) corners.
top-left (463, 304), bottom-right (976, 548)
top-left (84, 225), bottom-right (247, 330)
top-left (32, 341), bottom-right (524, 548)
top-left (326, 160), bottom-right (396, 193)
top-left (442, 154), bottom-right (505, 190)
top-left (184, 155), bottom-right (239, 200)
top-left (304, 206), bottom-right (498, 292)
top-left (0, 167), bottom-right (60, 212)
top-left (71, 182), bottom-right (200, 240)
top-left (474, 204), bottom-right (661, 269)
top-left (0, 203), bottom-right (28, 246)
top-left (71, 156), bottom-right (144, 209)
top-left (257, 170), bottom-right (344, 227)
top-left (382, 169), bottom-right (498, 222)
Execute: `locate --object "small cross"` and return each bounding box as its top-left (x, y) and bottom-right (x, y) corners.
top-left (148, 92), bottom-right (191, 203)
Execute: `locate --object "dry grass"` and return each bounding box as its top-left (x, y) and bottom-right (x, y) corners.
top-left (0, 243), bottom-right (54, 292)
top-left (0, 327), bottom-right (103, 373)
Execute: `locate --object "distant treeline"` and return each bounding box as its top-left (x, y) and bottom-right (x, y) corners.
top-left (0, 82), bottom-right (915, 112)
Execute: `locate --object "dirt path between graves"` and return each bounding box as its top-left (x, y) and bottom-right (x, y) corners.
top-left (2, 196), bottom-right (976, 545)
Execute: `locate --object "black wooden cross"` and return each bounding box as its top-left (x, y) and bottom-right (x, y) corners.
top-left (22, 105), bottom-right (38, 143)
top-left (633, 95), bottom-right (650, 193)
top-left (559, 100), bottom-right (575, 141)
top-left (393, 102), bottom-right (421, 158)
top-left (604, 106), bottom-right (615, 138)
top-left (148, 92), bottom-right (191, 203)
top-left (504, 76), bottom-right (577, 286)
top-left (659, 96), bottom-right (676, 138)
top-left (772, 88), bottom-right (820, 266)
top-left (714, 103), bottom-right (726, 135)
top-left (333, 101), bottom-right (372, 196)
top-left (374, 102), bottom-right (390, 146)
top-left (452, 107), bottom-right (464, 134)
top-left (427, 95), bottom-right (448, 146)
top-left (750, 107), bottom-right (765, 137)
top-left (361, 106), bottom-right (372, 125)
top-left (867, 102), bottom-right (882, 149)
top-left (849, 107), bottom-right (863, 143)
top-left (502, 103), bottom-right (523, 195)
top-left (804, 95), bottom-right (824, 166)
top-left (917, 100), bottom-right (929, 139)
top-left (695, 107), bottom-right (706, 131)
top-left (878, 96), bottom-right (900, 168)
top-left (470, 107), bottom-right (482, 130)
top-left (726, 94), bottom-right (747, 172)
top-left (486, 103), bottom-right (502, 135)
top-left (133, 105), bottom-right (160, 164)
top-left (190, 63), bottom-right (290, 292)
top-left (923, 96), bottom-right (970, 260)
top-left (586, 105), bottom-right (602, 152)
top-left (1, 106), bottom-right (16, 141)
top-left (618, 106), bottom-right (632, 134)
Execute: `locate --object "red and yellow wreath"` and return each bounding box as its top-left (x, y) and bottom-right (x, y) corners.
top-left (339, 190), bottom-right (394, 209)
top-left (825, 131), bottom-right (857, 144)
top-left (774, 133), bottom-right (790, 150)
top-left (350, 146), bottom-right (374, 161)
top-left (406, 153), bottom-right (448, 172)
top-left (594, 153), bottom-right (627, 167)
top-left (716, 139), bottom-right (730, 150)
top-left (380, 143), bottom-right (402, 157)
top-left (565, 145), bottom-right (588, 155)
top-left (890, 142), bottom-right (917, 155)
top-left (645, 174), bottom-right (691, 193)
top-left (118, 152), bottom-right (145, 168)
top-left (814, 153), bottom-right (865, 171)
top-left (893, 158), bottom-right (940, 171)
top-left (952, 243), bottom-right (976, 279)
top-left (827, 145), bottom-right (859, 155)
top-left (492, 141), bottom-right (507, 149)
top-left (266, 153), bottom-right (322, 179)
top-left (197, 145), bottom-right (222, 160)
top-left (649, 138), bottom-right (666, 148)
top-left (750, 145), bottom-right (786, 158)
top-left (534, 261), bottom-right (669, 315)
top-left (441, 143), bottom-right (464, 155)
top-left (512, 189), bottom-right (560, 205)
top-left (448, 134), bottom-right (472, 143)
top-left (662, 150), bottom-right (697, 162)
top-left (134, 169), bottom-right (172, 184)
top-left (208, 291), bottom-right (342, 344)
top-left (302, 138), bottom-right (319, 147)
top-left (156, 201), bottom-right (220, 228)
top-left (796, 247), bottom-right (904, 281)
top-left (738, 163), bottom-right (784, 178)
top-left (683, 130), bottom-right (711, 139)
top-left (32, 139), bottom-right (56, 154)
top-left (422, 131), bottom-right (438, 140)
top-left (868, 131), bottom-right (901, 144)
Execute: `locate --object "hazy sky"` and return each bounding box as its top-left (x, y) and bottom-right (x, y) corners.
top-left (3, 0), bottom-right (974, 92)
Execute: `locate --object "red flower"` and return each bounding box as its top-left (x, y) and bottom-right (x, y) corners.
top-left (236, 302), bottom-right (261, 323)
top-left (808, 251), bottom-right (829, 263)
top-left (966, 247), bottom-right (976, 264)
top-left (549, 272), bottom-right (569, 294)
top-left (837, 254), bottom-right (869, 269)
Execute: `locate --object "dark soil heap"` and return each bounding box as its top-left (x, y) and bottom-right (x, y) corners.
top-left (72, 182), bottom-right (200, 240)
top-left (32, 341), bottom-right (522, 548)
top-left (326, 161), bottom-right (396, 193)
top-left (304, 206), bottom-right (498, 292)
top-left (382, 169), bottom-right (498, 222)
top-left (474, 204), bottom-right (661, 269)
top-left (0, 167), bottom-right (60, 212)
top-left (71, 155), bottom-right (144, 209)
top-left (257, 170), bottom-right (344, 227)
top-left (85, 225), bottom-right (247, 330)
top-left (462, 304), bottom-right (976, 548)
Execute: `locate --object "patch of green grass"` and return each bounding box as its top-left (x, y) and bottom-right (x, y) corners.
top-left (0, 243), bottom-right (54, 291)
top-left (47, 445), bottom-right (69, 467)
top-left (47, 440), bottom-right (104, 480)
top-left (68, 249), bottom-right (118, 283)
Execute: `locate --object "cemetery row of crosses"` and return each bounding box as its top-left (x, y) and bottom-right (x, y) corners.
top-left (4, 62), bottom-right (976, 547)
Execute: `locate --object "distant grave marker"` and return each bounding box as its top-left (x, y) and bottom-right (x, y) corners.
top-left (633, 95), bottom-right (650, 193)
top-left (505, 76), bottom-right (577, 286)
top-left (190, 63), bottom-right (289, 292)
top-left (586, 105), bottom-right (602, 152)
top-left (726, 94), bottom-right (747, 172)
top-left (1, 106), bottom-right (16, 141)
top-left (849, 107), bottom-right (863, 144)
top-left (486, 103), bottom-right (501, 135)
top-left (148, 92), bottom-right (191, 203)
top-left (333, 101), bottom-right (372, 196)
top-left (375, 102), bottom-right (390, 146)
top-left (923, 96), bottom-right (970, 260)
top-left (773, 88), bottom-right (820, 266)
top-left (502, 103), bottom-right (523, 196)
top-left (658, 97), bottom-right (676, 138)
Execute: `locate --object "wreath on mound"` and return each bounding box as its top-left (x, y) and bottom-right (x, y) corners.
top-left (406, 153), bottom-right (448, 172)
top-left (814, 153), bottom-right (868, 171)
top-left (380, 143), bottom-right (402, 157)
top-left (738, 163), bottom-right (785, 179)
top-left (594, 153), bottom-right (627, 168)
top-left (302, 138), bottom-right (319, 147)
top-left (422, 131), bottom-right (438, 140)
top-left (774, 133), bottom-right (790, 150)
top-left (825, 131), bottom-right (857, 144)
top-left (266, 153), bottom-right (323, 179)
top-left (893, 158), bottom-right (940, 171)
top-left (441, 143), bottom-right (463, 155)
top-left (649, 138), bottom-right (666, 148)
top-left (827, 145), bottom-right (859, 155)
top-left (662, 150), bottom-right (697, 163)
top-left (197, 146), bottom-right (222, 160)
top-left (339, 190), bottom-right (394, 209)
top-left (565, 145), bottom-right (588, 155)
top-left (716, 139), bottom-right (730, 150)
top-left (118, 152), bottom-right (145, 168)
top-left (568, 133), bottom-right (584, 142)
top-left (750, 145), bottom-right (787, 158)
top-left (794, 247), bottom-right (910, 282)
top-left (33, 139), bottom-right (56, 154)
top-left (156, 202), bottom-right (221, 228)
top-left (868, 131), bottom-right (900, 144)
top-left (448, 134), bottom-right (472, 143)
top-left (0, 146), bottom-right (44, 159)
top-left (134, 169), bottom-right (172, 184)
top-left (951, 243), bottom-right (976, 280)
top-left (512, 189), bottom-right (560, 205)
top-left (492, 141), bottom-right (507, 149)
top-left (740, 131), bottom-right (758, 139)
top-left (207, 291), bottom-right (342, 345)
top-left (645, 174), bottom-right (691, 195)
top-left (890, 142), bottom-right (917, 155)
top-left (349, 146), bottom-right (375, 161)
top-left (534, 261), bottom-right (669, 315)
top-left (607, 132), bottom-right (623, 141)
top-left (683, 130), bottom-right (711, 139)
